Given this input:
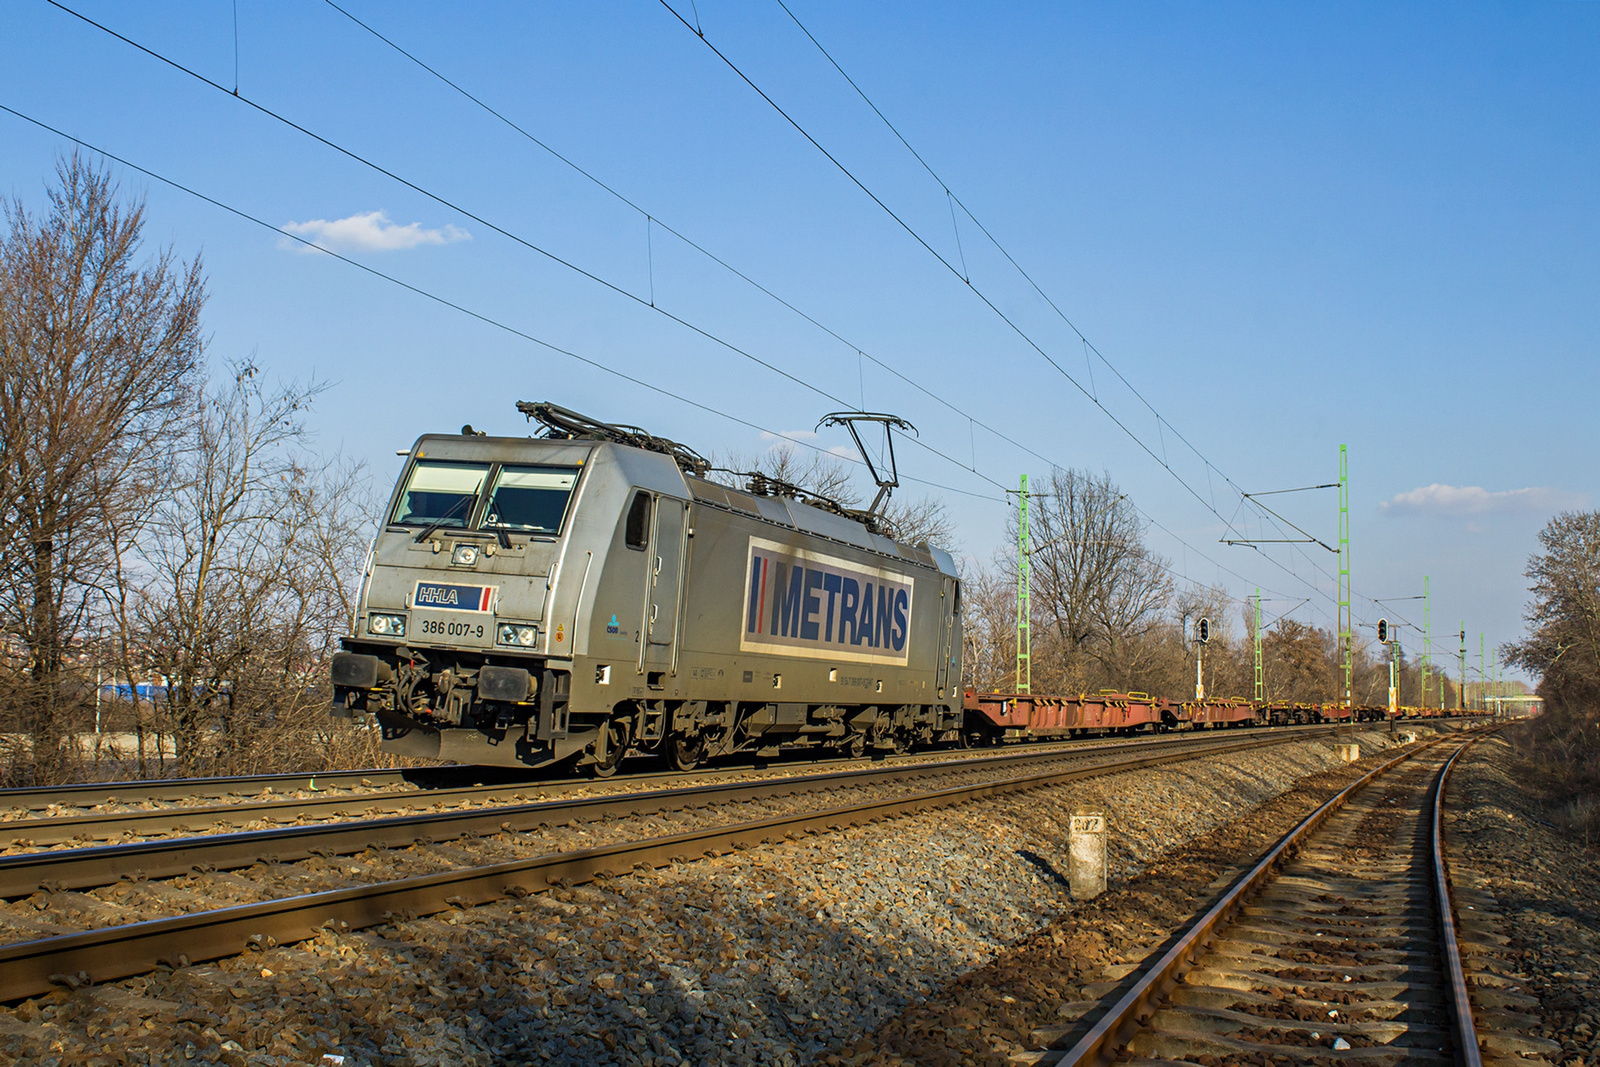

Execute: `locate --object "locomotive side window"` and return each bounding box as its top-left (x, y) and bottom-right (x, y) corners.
top-left (483, 465), bottom-right (580, 534)
top-left (390, 461), bottom-right (489, 528)
top-left (624, 491), bottom-right (651, 550)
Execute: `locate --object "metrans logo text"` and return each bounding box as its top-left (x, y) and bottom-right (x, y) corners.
top-left (742, 537), bottom-right (913, 665)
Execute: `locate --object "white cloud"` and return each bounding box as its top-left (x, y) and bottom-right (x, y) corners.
top-left (1379, 483), bottom-right (1586, 517)
top-left (279, 210), bottom-right (469, 253)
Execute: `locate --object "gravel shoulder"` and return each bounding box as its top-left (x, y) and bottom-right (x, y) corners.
top-left (0, 725), bottom-right (1432, 1066)
top-left (1446, 732), bottom-right (1598, 1067)
top-left (830, 725), bottom-right (1455, 1066)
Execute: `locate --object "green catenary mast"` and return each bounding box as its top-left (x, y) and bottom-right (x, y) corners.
top-left (1338, 445), bottom-right (1352, 705)
top-left (1420, 575), bottom-right (1431, 710)
top-left (1253, 588), bottom-right (1264, 702)
top-left (1016, 474), bottom-right (1031, 694)
top-left (1479, 633), bottom-right (1486, 711)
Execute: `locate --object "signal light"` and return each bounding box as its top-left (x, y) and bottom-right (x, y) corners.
top-left (1196, 616), bottom-right (1210, 645)
top-left (1377, 618), bottom-right (1388, 643)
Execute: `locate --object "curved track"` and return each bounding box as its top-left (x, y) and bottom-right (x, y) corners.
top-left (1044, 731), bottom-right (1487, 1066)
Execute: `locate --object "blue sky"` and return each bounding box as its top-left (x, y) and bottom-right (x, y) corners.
top-left (5, 0), bottom-right (1596, 685)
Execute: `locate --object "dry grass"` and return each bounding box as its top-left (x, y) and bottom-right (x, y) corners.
top-left (1509, 701), bottom-right (1600, 846)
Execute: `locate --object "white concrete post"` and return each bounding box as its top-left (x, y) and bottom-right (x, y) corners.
top-left (1069, 812), bottom-right (1107, 901)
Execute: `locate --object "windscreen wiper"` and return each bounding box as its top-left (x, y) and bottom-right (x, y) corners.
top-left (412, 497), bottom-right (473, 544)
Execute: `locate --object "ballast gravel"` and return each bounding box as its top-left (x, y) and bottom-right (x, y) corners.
top-left (1446, 733), bottom-right (1596, 1066)
top-left (0, 725), bottom-right (1427, 1066)
top-left (0, 735), bottom-right (1275, 940)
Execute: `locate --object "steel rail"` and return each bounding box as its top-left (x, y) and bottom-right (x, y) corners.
top-left (0, 731), bottom-right (1332, 900)
top-left (0, 727), bottom-right (1337, 848)
top-left (1433, 741), bottom-right (1484, 1067)
top-left (0, 767), bottom-right (416, 810)
top-left (0, 719), bottom-right (1425, 813)
top-left (0, 730), bottom-right (1338, 1001)
top-left (1051, 729), bottom-right (1489, 1066)
top-left (0, 732), bottom-right (1206, 811)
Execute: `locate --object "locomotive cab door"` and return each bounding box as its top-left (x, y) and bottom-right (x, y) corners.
top-left (641, 494), bottom-right (688, 677)
top-left (935, 577), bottom-right (957, 697)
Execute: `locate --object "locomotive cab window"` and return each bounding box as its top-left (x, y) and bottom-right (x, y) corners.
top-left (624, 491), bottom-right (651, 550)
top-left (483, 465), bottom-right (580, 535)
top-left (390, 461), bottom-right (490, 528)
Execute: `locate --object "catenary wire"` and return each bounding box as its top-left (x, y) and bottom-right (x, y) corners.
top-left (666, 1), bottom-right (1372, 617)
top-left (42, 0), bottom-right (1011, 502)
top-left (43, 1), bottom-right (1355, 629)
top-left (784, 0), bottom-right (1387, 624)
top-left (0, 102), bottom-right (1004, 509)
top-left (44, 0), bottom-right (1322, 617)
top-left (312, 0), bottom-right (1321, 615)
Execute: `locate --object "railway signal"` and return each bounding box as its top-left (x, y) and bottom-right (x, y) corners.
top-left (1376, 617), bottom-right (1399, 727)
top-left (1194, 616), bottom-right (1210, 699)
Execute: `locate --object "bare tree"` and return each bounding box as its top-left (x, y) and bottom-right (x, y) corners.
top-left (1502, 511), bottom-right (1600, 797)
top-left (960, 562), bottom-right (1018, 693)
top-left (129, 363), bottom-right (328, 772)
top-left (1506, 510), bottom-right (1600, 709)
top-left (1022, 468), bottom-right (1173, 689)
top-left (0, 153), bottom-right (204, 780)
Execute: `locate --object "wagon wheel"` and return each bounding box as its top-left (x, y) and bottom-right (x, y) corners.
top-left (589, 718), bottom-right (632, 778)
top-left (878, 725), bottom-right (907, 755)
top-left (840, 731), bottom-right (867, 760)
top-left (667, 731), bottom-right (707, 772)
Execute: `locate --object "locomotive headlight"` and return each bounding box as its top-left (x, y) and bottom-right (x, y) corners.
top-left (497, 623), bottom-right (538, 647)
top-left (451, 543), bottom-right (479, 567)
top-left (368, 612), bottom-right (407, 637)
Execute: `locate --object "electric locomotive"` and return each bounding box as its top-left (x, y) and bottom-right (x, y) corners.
top-left (331, 403), bottom-right (963, 775)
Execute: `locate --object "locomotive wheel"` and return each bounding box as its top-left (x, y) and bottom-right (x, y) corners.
top-left (590, 718), bottom-right (631, 778)
top-left (841, 732), bottom-right (867, 759)
top-left (667, 732), bottom-right (707, 772)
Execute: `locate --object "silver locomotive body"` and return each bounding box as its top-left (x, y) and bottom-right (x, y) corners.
top-left (332, 417), bottom-right (962, 773)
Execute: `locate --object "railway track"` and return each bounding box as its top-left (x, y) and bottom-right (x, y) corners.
top-left (1038, 730), bottom-right (1487, 1066)
top-left (0, 730), bottom-right (1331, 899)
top-left (0, 726), bottom-right (1347, 849)
top-left (0, 720), bottom-right (1443, 815)
top-left (0, 740), bottom-right (1145, 813)
top-left (0, 725), bottom-right (1358, 1002)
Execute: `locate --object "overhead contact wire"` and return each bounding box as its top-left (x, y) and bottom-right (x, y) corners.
top-left (0, 103), bottom-right (1000, 506)
top-left (676, 1), bottom-right (1363, 618)
top-left (775, 0), bottom-right (1375, 615)
top-left (44, 0), bottom-right (1002, 503)
top-left (319, 0), bottom-right (1314, 611)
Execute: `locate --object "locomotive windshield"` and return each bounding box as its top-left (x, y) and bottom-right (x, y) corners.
top-left (484, 465), bottom-right (580, 534)
top-left (390, 461), bottom-right (489, 528)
